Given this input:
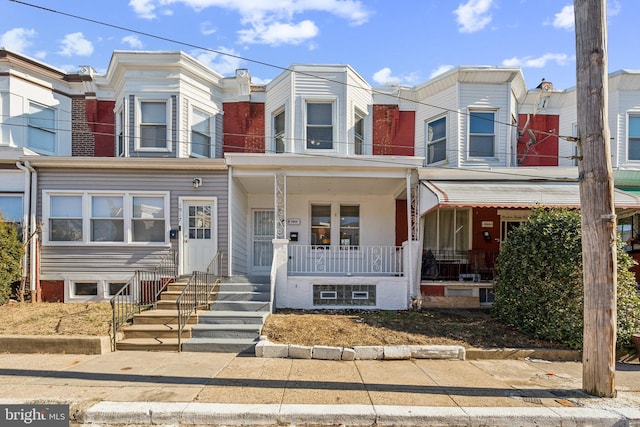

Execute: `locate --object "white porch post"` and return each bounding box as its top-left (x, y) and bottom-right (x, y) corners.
top-left (406, 172), bottom-right (421, 303)
top-left (271, 173), bottom-right (288, 311)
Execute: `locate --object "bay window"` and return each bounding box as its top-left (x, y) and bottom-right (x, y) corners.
top-left (274, 109), bottom-right (285, 154)
top-left (427, 116), bottom-right (446, 164)
top-left (45, 192), bottom-right (168, 245)
top-left (628, 115), bottom-right (640, 160)
top-left (354, 112), bottom-right (364, 155)
top-left (138, 101), bottom-right (168, 150)
top-left (28, 102), bottom-right (56, 154)
top-left (468, 111), bottom-right (495, 158)
top-left (306, 102), bottom-right (333, 150)
top-left (191, 108), bottom-right (211, 158)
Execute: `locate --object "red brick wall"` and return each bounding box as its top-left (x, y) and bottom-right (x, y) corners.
top-left (71, 97), bottom-right (94, 156)
top-left (40, 280), bottom-right (64, 302)
top-left (372, 105), bottom-right (415, 156)
top-left (223, 102), bottom-right (265, 153)
top-left (88, 99), bottom-right (116, 157)
top-left (517, 114), bottom-right (559, 166)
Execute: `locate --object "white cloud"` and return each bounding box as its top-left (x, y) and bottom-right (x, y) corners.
top-left (608, 0), bottom-right (621, 16)
top-left (250, 76), bottom-right (272, 85)
top-left (121, 35), bottom-right (144, 48)
top-left (238, 20), bottom-right (318, 45)
top-left (200, 21), bottom-right (217, 36)
top-left (430, 65), bottom-right (454, 79)
top-left (129, 0), bottom-right (157, 19)
top-left (191, 47), bottom-right (243, 76)
top-left (33, 51), bottom-right (47, 60)
top-left (454, 0), bottom-right (494, 33)
top-left (502, 53), bottom-right (572, 68)
top-left (58, 33), bottom-right (94, 57)
top-left (372, 68), bottom-right (400, 86)
top-left (0, 28), bottom-right (37, 53)
top-left (552, 5), bottom-right (574, 30)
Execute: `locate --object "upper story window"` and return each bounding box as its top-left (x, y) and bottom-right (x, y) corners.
top-left (306, 102), bottom-right (333, 150)
top-left (138, 100), bottom-right (168, 150)
top-left (191, 108), bottom-right (212, 158)
top-left (354, 111), bottom-right (364, 155)
top-left (468, 111), bottom-right (495, 158)
top-left (28, 102), bottom-right (56, 154)
top-left (628, 115), bottom-right (640, 161)
top-left (116, 108), bottom-right (125, 157)
top-left (45, 191), bottom-right (169, 245)
top-left (427, 116), bottom-right (446, 164)
top-left (274, 109), bottom-right (285, 154)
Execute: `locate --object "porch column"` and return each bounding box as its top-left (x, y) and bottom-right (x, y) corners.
top-left (406, 173), bottom-right (421, 303)
top-left (274, 173), bottom-right (286, 239)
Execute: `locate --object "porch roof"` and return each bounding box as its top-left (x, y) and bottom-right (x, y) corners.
top-left (420, 180), bottom-right (640, 214)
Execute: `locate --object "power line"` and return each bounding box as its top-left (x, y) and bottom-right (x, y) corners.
top-left (9, 0), bottom-right (578, 145)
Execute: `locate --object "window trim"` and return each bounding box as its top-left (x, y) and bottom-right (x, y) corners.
top-left (305, 98), bottom-right (336, 152)
top-left (354, 109), bottom-right (365, 155)
top-left (27, 101), bottom-right (57, 155)
top-left (311, 203), bottom-right (360, 247)
top-left (190, 106), bottom-right (214, 158)
top-left (467, 109), bottom-right (497, 159)
top-left (627, 113), bottom-right (640, 161)
top-left (134, 98), bottom-right (172, 152)
top-left (426, 114), bottom-right (447, 165)
top-left (115, 102), bottom-right (127, 157)
top-left (43, 190), bottom-right (170, 246)
top-left (273, 108), bottom-right (286, 154)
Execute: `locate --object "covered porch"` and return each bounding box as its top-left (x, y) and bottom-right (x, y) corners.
top-left (226, 154), bottom-right (423, 310)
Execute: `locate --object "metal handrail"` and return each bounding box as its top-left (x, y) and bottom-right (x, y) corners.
top-left (110, 249), bottom-right (177, 351)
top-left (176, 251), bottom-right (224, 350)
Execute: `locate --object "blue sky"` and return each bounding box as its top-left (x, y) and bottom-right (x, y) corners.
top-left (0, 0), bottom-right (635, 90)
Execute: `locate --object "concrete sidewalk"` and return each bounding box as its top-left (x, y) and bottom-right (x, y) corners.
top-left (0, 351), bottom-right (638, 426)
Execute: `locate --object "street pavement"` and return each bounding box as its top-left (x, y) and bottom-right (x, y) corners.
top-left (0, 350), bottom-right (638, 426)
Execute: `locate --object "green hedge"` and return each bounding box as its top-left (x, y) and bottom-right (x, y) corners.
top-left (492, 208), bottom-right (640, 349)
top-left (0, 215), bottom-right (23, 304)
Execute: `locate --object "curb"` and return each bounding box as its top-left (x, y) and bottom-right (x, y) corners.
top-left (77, 401), bottom-right (640, 427)
top-left (0, 335), bottom-right (112, 355)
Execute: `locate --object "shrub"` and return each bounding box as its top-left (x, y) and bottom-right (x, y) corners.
top-left (492, 208), bottom-right (640, 350)
top-left (0, 214), bottom-right (24, 304)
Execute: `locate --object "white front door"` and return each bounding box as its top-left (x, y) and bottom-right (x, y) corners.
top-left (182, 199), bottom-right (217, 274)
top-left (252, 209), bottom-right (274, 274)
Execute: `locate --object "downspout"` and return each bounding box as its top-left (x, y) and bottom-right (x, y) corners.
top-left (15, 161), bottom-right (31, 299)
top-left (25, 160), bottom-right (38, 301)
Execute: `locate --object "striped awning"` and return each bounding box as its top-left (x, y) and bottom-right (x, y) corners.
top-left (420, 180), bottom-right (640, 214)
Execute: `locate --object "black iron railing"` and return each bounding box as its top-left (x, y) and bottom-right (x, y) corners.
top-left (176, 251), bottom-right (224, 350)
top-left (421, 249), bottom-right (498, 281)
top-left (110, 249), bottom-right (177, 351)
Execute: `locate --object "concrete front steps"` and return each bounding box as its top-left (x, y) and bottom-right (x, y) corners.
top-left (181, 276), bottom-right (271, 353)
top-left (115, 278), bottom-right (201, 351)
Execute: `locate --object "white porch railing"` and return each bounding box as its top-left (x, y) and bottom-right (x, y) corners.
top-left (288, 245), bottom-right (403, 276)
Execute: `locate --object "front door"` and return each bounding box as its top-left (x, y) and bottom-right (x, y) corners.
top-left (252, 209), bottom-right (274, 274)
top-left (182, 199), bottom-right (217, 274)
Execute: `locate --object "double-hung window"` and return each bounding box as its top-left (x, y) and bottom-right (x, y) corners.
top-left (311, 204), bottom-right (361, 247)
top-left (116, 108), bottom-right (125, 157)
top-left (191, 108), bottom-right (211, 158)
top-left (28, 102), bottom-right (56, 154)
top-left (139, 101), bottom-right (168, 150)
top-left (274, 110), bottom-right (285, 154)
top-left (628, 115), bottom-right (640, 161)
top-left (427, 116), bottom-right (446, 164)
top-left (311, 204), bottom-right (331, 245)
top-left (340, 205), bottom-right (360, 246)
top-left (45, 192), bottom-right (168, 245)
top-left (354, 112), bottom-right (364, 155)
top-left (468, 111), bottom-right (495, 158)
top-left (306, 102), bottom-right (333, 150)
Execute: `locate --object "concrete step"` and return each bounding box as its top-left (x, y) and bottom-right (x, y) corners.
top-left (210, 300), bottom-right (271, 312)
top-left (197, 310), bottom-right (268, 325)
top-left (180, 337), bottom-right (258, 353)
top-left (223, 275), bottom-right (269, 284)
top-left (131, 309), bottom-right (198, 325)
top-left (121, 324), bottom-right (191, 339)
top-left (115, 338), bottom-right (180, 352)
top-left (190, 324), bottom-right (261, 339)
top-left (219, 283), bottom-right (270, 292)
top-left (215, 291), bottom-right (270, 302)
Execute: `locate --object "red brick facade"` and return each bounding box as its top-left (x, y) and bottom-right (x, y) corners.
top-left (71, 98), bottom-right (115, 157)
top-left (222, 102), bottom-right (265, 153)
top-left (372, 105), bottom-right (415, 156)
top-left (40, 280), bottom-right (64, 302)
top-left (517, 114), bottom-right (559, 166)
top-left (71, 97), bottom-right (94, 156)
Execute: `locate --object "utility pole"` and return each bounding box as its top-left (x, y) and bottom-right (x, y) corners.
top-left (574, 0), bottom-right (617, 397)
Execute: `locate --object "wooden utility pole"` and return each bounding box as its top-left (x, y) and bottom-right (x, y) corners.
top-left (574, 0), bottom-right (617, 397)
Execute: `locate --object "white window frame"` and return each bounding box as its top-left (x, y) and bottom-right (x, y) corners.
top-left (64, 275), bottom-right (132, 301)
top-left (190, 106), bottom-right (214, 158)
top-left (311, 203), bottom-right (360, 247)
top-left (135, 98), bottom-right (172, 152)
top-left (354, 109), bottom-right (365, 155)
top-left (467, 109), bottom-right (497, 159)
top-left (426, 114), bottom-right (447, 165)
top-left (627, 113), bottom-right (640, 161)
top-left (305, 98), bottom-right (336, 152)
top-left (115, 102), bottom-right (127, 157)
top-left (43, 190), bottom-right (170, 246)
top-left (273, 108), bottom-right (286, 154)
top-left (27, 101), bottom-right (57, 155)
top-left (0, 194), bottom-right (24, 224)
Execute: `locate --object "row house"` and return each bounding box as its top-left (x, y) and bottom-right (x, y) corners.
top-left (2, 48), bottom-right (640, 310)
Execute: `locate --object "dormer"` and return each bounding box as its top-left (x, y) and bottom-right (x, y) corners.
top-left (97, 51), bottom-right (225, 158)
top-left (410, 66), bottom-right (526, 168)
top-left (264, 64), bottom-right (372, 156)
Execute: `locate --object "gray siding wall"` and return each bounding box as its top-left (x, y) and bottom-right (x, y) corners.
top-left (37, 168), bottom-right (228, 277)
top-left (231, 177), bottom-right (248, 275)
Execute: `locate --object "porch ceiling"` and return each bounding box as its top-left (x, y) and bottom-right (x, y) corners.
top-left (235, 175), bottom-right (407, 195)
top-left (420, 180), bottom-right (640, 214)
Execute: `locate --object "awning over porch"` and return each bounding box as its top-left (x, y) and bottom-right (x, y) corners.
top-left (420, 180), bottom-right (640, 214)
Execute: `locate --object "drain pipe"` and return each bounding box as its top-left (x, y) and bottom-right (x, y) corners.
top-left (16, 160), bottom-right (38, 301)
